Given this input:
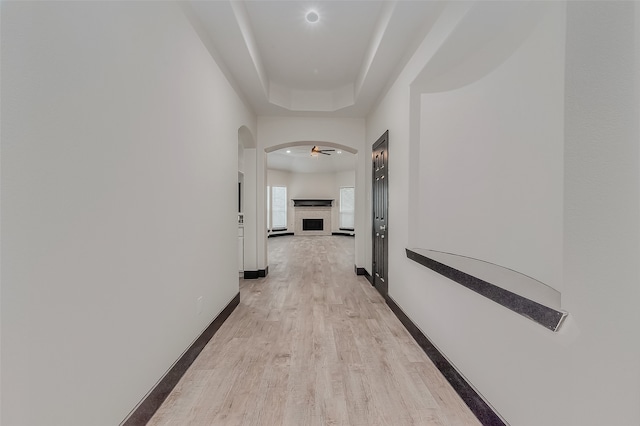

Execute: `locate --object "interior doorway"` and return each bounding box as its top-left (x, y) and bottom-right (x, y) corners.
top-left (265, 142), bottom-right (358, 270)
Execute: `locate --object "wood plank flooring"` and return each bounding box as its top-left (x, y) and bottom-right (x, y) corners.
top-left (148, 236), bottom-right (480, 426)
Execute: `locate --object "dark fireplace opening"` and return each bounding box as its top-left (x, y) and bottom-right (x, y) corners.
top-left (303, 218), bottom-right (324, 231)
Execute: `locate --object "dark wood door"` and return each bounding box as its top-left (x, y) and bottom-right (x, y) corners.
top-left (372, 131), bottom-right (388, 296)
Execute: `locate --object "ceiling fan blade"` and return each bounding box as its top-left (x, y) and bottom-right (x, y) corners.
top-left (311, 146), bottom-right (334, 155)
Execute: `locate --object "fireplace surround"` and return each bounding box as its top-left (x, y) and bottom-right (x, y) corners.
top-left (293, 199), bottom-right (333, 236)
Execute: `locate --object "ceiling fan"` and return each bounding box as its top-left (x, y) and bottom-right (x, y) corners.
top-left (311, 146), bottom-right (335, 156)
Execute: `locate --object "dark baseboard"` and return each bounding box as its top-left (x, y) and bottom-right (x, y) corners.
top-left (121, 293), bottom-right (240, 426)
top-left (365, 274), bottom-right (373, 285)
top-left (243, 270), bottom-right (259, 279)
top-left (332, 232), bottom-right (355, 236)
top-left (384, 295), bottom-right (506, 426)
top-left (268, 232), bottom-right (294, 238)
top-left (355, 266), bottom-right (373, 285)
top-left (243, 267), bottom-right (268, 279)
top-left (355, 266), bottom-right (368, 276)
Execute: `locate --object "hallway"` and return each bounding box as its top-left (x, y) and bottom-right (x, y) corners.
top-left (149, 236), bottom-right (480, 425)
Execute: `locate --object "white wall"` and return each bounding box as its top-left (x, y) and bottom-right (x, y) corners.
top-left (288, 172), bottom-right (336, 200)
top-left (417, 2), bottom-right (564, 291)
top-left (266, 169), bottom-right (291, 188)
top-left (242, 148), bottom-right (259, 270)
top-left (258, 117), bottom-right (365, 268)
top-left (562, 3), bottom-right (639, 425)
top-left (366, 2), bottom-right (639, 425)
top-left (1, 2), bottom-right (256, 425)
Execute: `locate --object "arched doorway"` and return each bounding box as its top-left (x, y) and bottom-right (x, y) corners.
top-left (265, 141), bottom-right (359, 271)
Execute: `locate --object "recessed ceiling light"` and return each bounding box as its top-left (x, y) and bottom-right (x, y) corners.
top-left (286, 150), bottom-right (291, 153)
top-left (336, 150), bottom-right (342, 154)
top-left (305, 10), bottom-right (320, 24)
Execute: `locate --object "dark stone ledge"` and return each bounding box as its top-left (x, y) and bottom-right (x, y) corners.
top-left (406, 248), bottom-right (567, 332)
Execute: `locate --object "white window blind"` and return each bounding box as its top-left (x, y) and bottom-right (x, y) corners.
top-left (271, 186), bottom-right (287, 229)
top-left (339, 187), bottom-right (355, 229)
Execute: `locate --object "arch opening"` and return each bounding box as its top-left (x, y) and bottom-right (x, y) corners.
top-left (265, 140), bottom-right (357, 155)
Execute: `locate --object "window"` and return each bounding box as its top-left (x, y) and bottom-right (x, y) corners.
top-left (266, 186), bottom-right (270, 231)
top-left (270, 186), bottom-right (287, 230)
top-left (339, 187), bottom-right (355, 229)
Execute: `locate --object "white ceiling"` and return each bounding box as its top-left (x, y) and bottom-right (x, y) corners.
top-left (185, 0), bottom-right (443, 117)
top-left (186, 0), bottom-right (443, 173)
top-left (267, 145), bottom-right (356, 174)
top-left (245, 1), bottom-right (383, 92)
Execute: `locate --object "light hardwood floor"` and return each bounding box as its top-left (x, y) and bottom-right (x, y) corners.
top-left (148, 236), bottom-right (481, 426)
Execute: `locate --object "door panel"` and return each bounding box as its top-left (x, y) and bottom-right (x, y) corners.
top-left (372, 131), bottom-right (388, 296)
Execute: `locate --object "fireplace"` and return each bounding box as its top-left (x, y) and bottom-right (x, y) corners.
top-left (293, 199), bottom-right (333, 236)
top-left (303, 218), bottom-right (324, 231)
